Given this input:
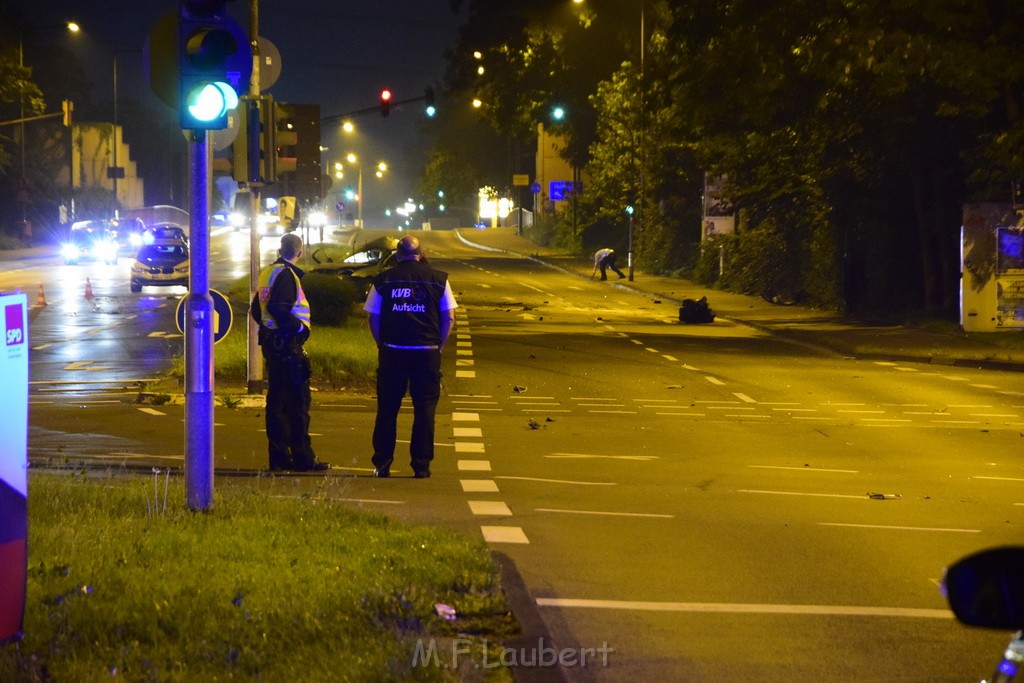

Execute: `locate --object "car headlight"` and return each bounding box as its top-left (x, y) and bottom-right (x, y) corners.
top-left (61, 244), bottom-right (80, 260)
top-left (129, 233), bottom-right (143, 247)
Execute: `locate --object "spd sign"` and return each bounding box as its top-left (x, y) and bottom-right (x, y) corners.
top-left (0, 293), bottom-right (28, 644)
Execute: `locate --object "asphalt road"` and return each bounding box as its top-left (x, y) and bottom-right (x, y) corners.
top-left (19, 229), bottom-right (1024, 681)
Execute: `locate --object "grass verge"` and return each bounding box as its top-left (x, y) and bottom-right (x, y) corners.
top-left (1, 473), bottom-right (517, 682)
top-left (170, 302), bottom-right (379, 393)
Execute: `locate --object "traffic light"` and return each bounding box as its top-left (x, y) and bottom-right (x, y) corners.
top-left (177, 0), bottom-right (251, 130)
top-left (424, 87), bottom-right (436, 117)
top-left (62, 99), bottom-right (73, 127)
top-left (261, 98), bottom-right (297, 183)
top-left (230, 98), bottom-right (261, 183)
top-left (380, 88), bottom-right (392, 118)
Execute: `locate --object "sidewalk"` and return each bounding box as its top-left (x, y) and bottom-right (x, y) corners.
top-left (456, 227), bottom-right (1024, 373)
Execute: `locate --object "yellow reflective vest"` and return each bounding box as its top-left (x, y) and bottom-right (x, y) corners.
top-left (257, 262), bottom-right (311, 331)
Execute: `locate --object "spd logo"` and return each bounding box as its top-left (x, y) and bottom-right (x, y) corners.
top-left (5, 303), bottom-right (24, 346)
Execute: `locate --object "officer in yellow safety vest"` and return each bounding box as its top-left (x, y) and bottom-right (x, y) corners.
top-left (249, 233), bottom-right (329, 472)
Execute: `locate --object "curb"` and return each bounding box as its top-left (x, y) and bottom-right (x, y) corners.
top-left (492, 551), bottom-right (570, 683)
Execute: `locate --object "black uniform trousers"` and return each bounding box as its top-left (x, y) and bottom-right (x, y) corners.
top-left (372, 346), bottom-right (442, 474)
top-left (265, 349), bottom-right (316, 470)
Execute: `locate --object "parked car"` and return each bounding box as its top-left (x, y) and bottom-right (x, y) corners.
top-left (314, 236), bottom-right (398, 299)
top-left (60, 228), bottom-right (118, 265)
top-left (129, 240), bottom-right (189, 292)
top-left (142, 222), bottom-right (188, 245)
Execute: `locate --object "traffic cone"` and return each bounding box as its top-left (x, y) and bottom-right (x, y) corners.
top-left (35, 283), bottom-right (47, 307)
top-left (84, 278), bottom-right (94, 300)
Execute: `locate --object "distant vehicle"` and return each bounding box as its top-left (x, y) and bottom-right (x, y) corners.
top-left (61, 228), bottom-right (118, 265)
top-left (101, 217), bottom-right (147, 255)
top-left (314, 235), bottom-right (398, 299)
top-left (142, 222), bottom-right (188, 245)
top-left (129, 240), bottom-right (190, 293)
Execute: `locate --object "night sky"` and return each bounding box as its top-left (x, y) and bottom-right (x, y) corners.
top-left (20, 0), bottom-right (465, 214)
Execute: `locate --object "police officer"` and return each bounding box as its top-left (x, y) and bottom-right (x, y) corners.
top-left (364, 235), bottom-right (457, 478)
top-left (249, 233), bottom-right (329, 472)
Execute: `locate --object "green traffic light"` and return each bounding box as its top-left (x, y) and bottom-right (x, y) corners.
top-left (185, 81), bottom-right (238, 125)
top-left (552, 106), bottom-right (565, 120)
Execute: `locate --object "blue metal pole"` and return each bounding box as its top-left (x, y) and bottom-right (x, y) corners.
top-left (185, 130), bottom-right (214, 511)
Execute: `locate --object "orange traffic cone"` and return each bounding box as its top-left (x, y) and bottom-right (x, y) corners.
top-left (35, 283), bottom-right (47, 307)
top-left (84, 278), bottom-right (94, 300)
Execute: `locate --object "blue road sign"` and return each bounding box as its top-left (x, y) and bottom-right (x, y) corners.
top-left (530, 182), bottom-right (541, 195)
top-left (175, 289), bottom-right (233, 344)
top-left (549, 181), bottom-right (582, 201)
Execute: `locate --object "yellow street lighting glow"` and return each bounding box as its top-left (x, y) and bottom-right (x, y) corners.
top-left (334, 162), bottom-right (343, 171)
top-left (473, 51), bottom-right (482, 59)
top-left (378, 162), bottom-right (388, 172)
top-left (477, 65), bottom-right (485, 75)
top-left (472, 98), bottom-right (482, 108)
top-left (67, 21), bottom-right (81, 32)
top-left (346, 153), bottom-right (357, 164)
top-left (342, 121), bottom-right (354, 133)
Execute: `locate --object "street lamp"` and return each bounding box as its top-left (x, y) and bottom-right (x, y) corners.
top-left (17, 20), bottom-right (80, 225)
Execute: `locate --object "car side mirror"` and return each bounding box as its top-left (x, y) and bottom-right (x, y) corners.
top-left (944, 546), bottom-right (1024, 629)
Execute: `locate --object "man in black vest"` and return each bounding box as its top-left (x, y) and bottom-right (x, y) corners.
top-left (364, 235), bottom-right (458, 478)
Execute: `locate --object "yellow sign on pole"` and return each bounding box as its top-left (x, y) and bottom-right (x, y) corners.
top-left (512, 174), bottom-right (530, 186)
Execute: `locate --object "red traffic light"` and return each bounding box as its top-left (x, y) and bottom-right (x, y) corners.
top-left (380, 88), bottom-right (392, 118)
top-left (381, 88), bottom-right (392, 102)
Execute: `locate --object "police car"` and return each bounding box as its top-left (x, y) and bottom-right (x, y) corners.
top-left (129, 240), bottom-right (189, 293)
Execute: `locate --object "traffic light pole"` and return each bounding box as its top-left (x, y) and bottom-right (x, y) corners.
top-left (246, 0), bottom-right (264, 395)
top-left (184, 130), bottom-right (215, 511)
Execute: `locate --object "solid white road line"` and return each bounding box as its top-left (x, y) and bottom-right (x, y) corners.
top-left (536, 508), bottom-right (673, 519)
top-left (819, 522), bottom-right (980, 533)
top-left (738, 489), bottom-right (867, 499)
top-left (547, 453), bottom-right (658, 461)
top-left (495, 476), bottom-right (616, 486)
top-left (748, 465), bottom-right (859, 473)
top-left (534, 598), bottom-right (952, 619)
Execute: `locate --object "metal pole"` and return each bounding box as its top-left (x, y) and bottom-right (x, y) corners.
top-left (112, 55), bottom-right (118, 210)
top-left (246, 0), bottom-right (264, 395)
top-left (628, 211), bottom-right (634, 281)
top-left (18, 40), bottom-right (25, 225)
top-left (185, 131), bottom-right (214, 511)
top-left (358, 166), bottom-right (363, 228)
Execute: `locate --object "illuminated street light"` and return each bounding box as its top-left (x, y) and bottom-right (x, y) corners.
top-left (472, 98), bottom-right (483, 109)
top-left (342, 120), bottom-right (354, 133)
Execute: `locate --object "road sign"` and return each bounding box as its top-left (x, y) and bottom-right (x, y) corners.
top-left (549, 181), bottom-right (582, 201)
top-left (175, 289), bottom-right (233, 344)
top-left (0, 293), bottom-right (28, 644)
top-left (513, 174), bottom-right (530, 186)
top-left (530, 182), bottom-right (541, 194)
